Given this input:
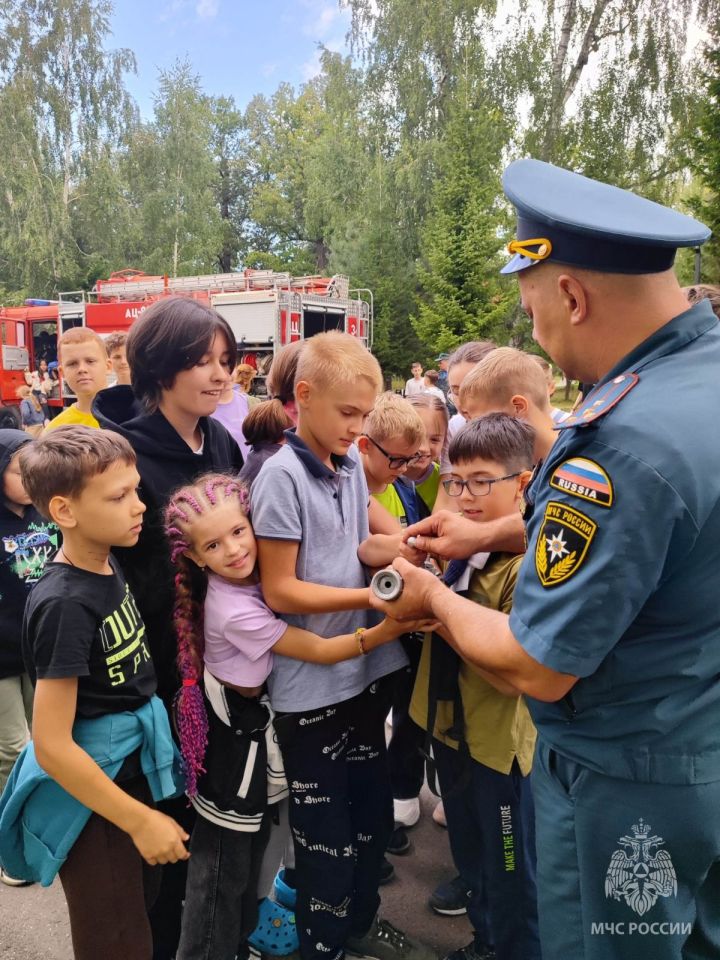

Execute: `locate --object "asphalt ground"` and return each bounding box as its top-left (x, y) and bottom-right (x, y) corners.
top-left (0, 786), bottom-right (471, 960)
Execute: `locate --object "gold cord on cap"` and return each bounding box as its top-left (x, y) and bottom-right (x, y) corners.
top-left (507, 237), bottom-right (553, 261)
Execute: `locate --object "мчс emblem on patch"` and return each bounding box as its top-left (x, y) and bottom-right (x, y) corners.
top-left (535, 500), bottom-right (597, 588)
top-left (549, 457), bottom-right (613, 508)
top-left (604, 819), bottom-right (678, 917)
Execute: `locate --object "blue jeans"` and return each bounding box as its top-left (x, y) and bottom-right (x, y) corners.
top-left (176, 810), bottom-right (272, 960)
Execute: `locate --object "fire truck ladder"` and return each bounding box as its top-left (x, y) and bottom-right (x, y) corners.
top-left (92, 271), bottom-right (351, 302)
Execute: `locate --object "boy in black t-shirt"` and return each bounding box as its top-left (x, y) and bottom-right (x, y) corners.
top-left (5, 426), bottom-right (188, 960)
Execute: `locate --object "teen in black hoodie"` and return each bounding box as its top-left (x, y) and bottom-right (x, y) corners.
top-left (0, 430), bottom-right (60, 799)
top-left (93, 297), bottom-right (242, 958)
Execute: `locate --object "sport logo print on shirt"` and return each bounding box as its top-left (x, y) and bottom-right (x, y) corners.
top-left (99, 584), bottom-right (151, 686)
top-left (3, 523), bottom-right (59, 583)
top-left (535, 501), bottom-right (597, 588)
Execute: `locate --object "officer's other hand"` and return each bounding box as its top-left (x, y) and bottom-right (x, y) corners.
top-left (397, 538), bottom-right (428, 566)
top-left (403, 510), bottom-right (486, 560)
top-left (369, 557), bottom-right (445, 621)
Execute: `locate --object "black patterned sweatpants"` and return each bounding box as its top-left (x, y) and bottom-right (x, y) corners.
top-left (273, 678), bottom-right (395, 960)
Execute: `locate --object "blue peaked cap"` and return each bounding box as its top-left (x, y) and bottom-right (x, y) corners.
top-left (500, 159), bottom-right (711, 275)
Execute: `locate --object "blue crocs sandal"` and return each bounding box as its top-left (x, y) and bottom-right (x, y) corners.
top-left (273, 868), bottom-right (297, 910)
top-left (248, 898), bottom-right (299, 956)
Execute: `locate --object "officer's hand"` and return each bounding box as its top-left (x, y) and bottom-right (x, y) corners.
top-left (369, 558), bottom-right (446, 621)
top-left (403, 510), bottom-right (487, 560)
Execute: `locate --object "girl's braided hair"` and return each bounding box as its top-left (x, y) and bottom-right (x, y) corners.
top-left (164, 473), bottom-right (251, 796)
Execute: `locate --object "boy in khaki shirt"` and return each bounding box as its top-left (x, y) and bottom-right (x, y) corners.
top-left (409, 413), bottom-right (541, 960)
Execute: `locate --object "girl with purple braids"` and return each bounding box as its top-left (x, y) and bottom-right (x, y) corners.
top-left (165, 472), bottom-right (426, 960)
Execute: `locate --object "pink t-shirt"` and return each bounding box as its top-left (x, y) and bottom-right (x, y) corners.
top-left (203, 575), bottom-right (287, 687)
top-left (210, 387), bottom-right (251, 460)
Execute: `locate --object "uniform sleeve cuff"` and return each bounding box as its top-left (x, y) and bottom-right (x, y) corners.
top-left (509, 608), bottom-right (602, 678)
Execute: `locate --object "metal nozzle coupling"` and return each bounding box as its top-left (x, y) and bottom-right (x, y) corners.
top-left (370, 568), bottom-right (404, 601)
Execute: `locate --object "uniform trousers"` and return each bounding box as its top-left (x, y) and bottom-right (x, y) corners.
top-left (533, 739), bottom-right (720, 960)
top-left (274, 679), bottom-right (394, 960)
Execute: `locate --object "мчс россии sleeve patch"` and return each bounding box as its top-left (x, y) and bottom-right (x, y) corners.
top-left (535, 500), bottom-right (597, 588)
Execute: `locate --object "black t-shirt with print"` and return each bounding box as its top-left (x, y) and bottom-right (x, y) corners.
top-left (0, 504), bottom-right (60, 679)
top-left (22, 557), bottom-right (157, 718)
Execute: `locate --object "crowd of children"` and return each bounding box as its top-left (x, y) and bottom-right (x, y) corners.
top-left (0, 299), bottom-right (578, 960)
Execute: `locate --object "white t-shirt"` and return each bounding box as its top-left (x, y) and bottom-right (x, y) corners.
top-left (405, 377), bottom-right (425, 397)
top-left (422, 385), bottom-right (446, 403)
top-left (440, 412), bottom-right (467, 475)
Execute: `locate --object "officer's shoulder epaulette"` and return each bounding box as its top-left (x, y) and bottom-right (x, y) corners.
top-left (557, 372), bottom-right (639, 430)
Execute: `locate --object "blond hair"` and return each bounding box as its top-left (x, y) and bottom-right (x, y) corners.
top-left (59, 326), bottom-right (108, 359)
top-left (365, 392), bottom-right (425, 446)
top-left (234, 363), bottom-right (257, 390)
top-left (530, 355), bottom-right (555, 387)
top-left (459, 347), bottom-right (550, 412)
top-left (295, 331), bottom-right (382, 395)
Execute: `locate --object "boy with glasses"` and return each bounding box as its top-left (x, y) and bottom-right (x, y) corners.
top-left (409, 413), bottom-right (541, 960)
top-left (356, 394), bottom-right (428, 870)
top-left (357, 393), bottom-right (425, 524)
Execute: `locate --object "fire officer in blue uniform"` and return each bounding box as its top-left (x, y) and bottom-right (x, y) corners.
top-left (370, 159), bottom-right (719, 960)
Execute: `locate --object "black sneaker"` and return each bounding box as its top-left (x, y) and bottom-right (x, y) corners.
top-left (347, 916), bottom-right (436, 960)
top-left (378, 857), bottom-right (395, 885)
top-left (386, 826), bottom-right (410, 856)
top-left (442, 941), bottom-right (495, 960)
top-left (428, 875), bottom-right (472, 916)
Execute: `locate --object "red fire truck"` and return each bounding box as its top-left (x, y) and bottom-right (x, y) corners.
top-left (0, 269), bottom-right (373, 408)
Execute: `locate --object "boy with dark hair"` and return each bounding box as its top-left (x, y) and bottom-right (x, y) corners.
top-left (252, 332), bottom-right (433, 960)
top-left (0, 426), bottom-right (187, 960)
top-left (410, 413), bottom-right (541, 960)
top-left (45, 328), bottom-right (111, 431)
top-left (0, 429), bottom-right (60, 886)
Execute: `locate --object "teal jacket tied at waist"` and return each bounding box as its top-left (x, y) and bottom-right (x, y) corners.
top-left (0, 695), bottom-right (184, 886)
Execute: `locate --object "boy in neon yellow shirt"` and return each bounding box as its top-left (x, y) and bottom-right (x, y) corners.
top-left (45, 329), bottom-right (111, 432)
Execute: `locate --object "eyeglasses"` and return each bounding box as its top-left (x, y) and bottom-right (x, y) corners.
top-left (363, 435), bottom-right (420, 470)
top-left (442, 473), bottom-right (521, 497)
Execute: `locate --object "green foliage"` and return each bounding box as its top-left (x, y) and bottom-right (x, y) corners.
top-left (0, 0), bottom-right (137, 294)
top-left (411, 81), bottom-right (516, 354)
top-left (688, 20), bottom-right (720, 280)
top-left (0, 0), bottom-right (714, 368)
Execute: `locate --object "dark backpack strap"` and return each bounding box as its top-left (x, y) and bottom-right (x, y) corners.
top-left (421, 631), bottom-right (471, 799)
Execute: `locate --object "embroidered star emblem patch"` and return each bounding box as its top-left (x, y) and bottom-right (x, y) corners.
top-left (535, 500), bottom-right (597, 588)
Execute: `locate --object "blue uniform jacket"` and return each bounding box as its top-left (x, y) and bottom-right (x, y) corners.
top-left (510, 301), bottom-right (720, 784)
top-left (0, 695), bottom-right (183, 885)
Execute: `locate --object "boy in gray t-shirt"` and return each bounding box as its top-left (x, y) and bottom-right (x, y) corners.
top-left (252, 332), bottom-right (433, 960)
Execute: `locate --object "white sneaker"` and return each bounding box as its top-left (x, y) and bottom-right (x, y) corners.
top-left (393, 796), bottom-right (420, 827)
top-left (0, 867), bottom-right (33, 887)
top-left (432, 800), bottom-right (447, 827)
